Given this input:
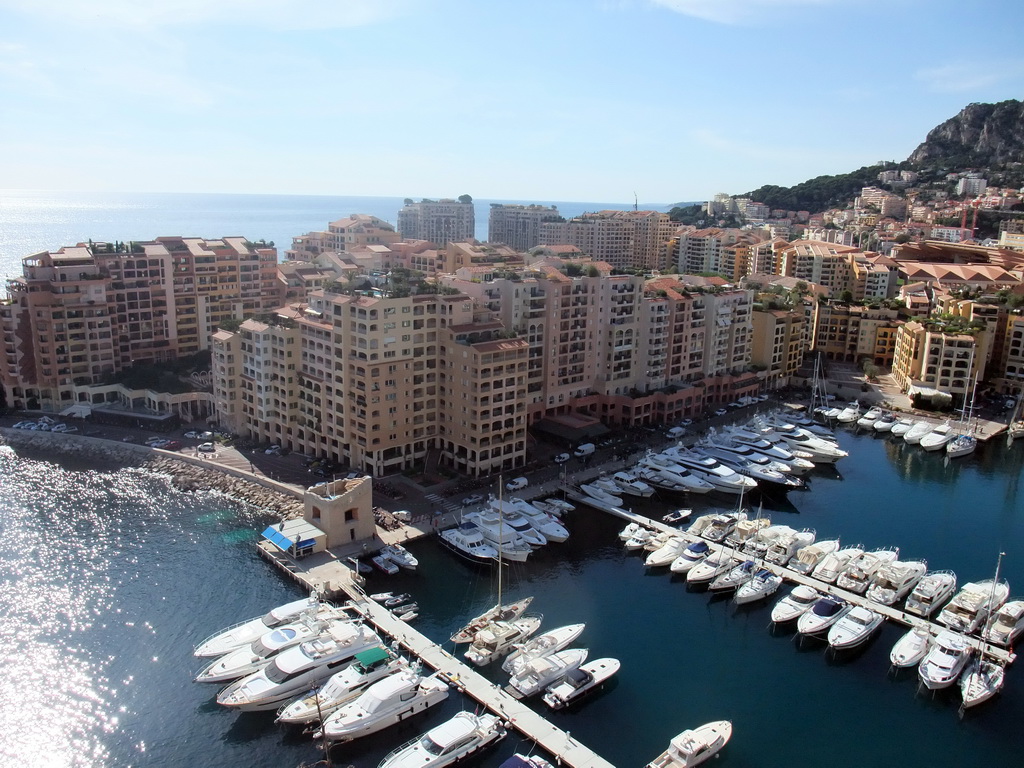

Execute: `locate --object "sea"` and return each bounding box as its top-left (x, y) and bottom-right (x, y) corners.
top-left (0, 189), bottom-right (671, 282)
top-left (1, 191), bottom-right (1022, 768)
top-left (1, 427), bottom-right (1022, 768)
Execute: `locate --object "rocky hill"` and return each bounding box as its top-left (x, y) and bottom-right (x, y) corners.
top-left (908, 99), bottom-right (1024, 168)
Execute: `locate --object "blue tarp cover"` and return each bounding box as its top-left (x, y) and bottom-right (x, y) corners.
top-left (261, 526), bottom-right (294, 553)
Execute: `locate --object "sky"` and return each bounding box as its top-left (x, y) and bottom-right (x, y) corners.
top-left (1, 0), bottom-right (1022, 205)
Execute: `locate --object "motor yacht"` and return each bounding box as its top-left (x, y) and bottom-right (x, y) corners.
top-left (637, 459), bottom-right (716, 494)
top-left (835, 401), bottom-right (861, 423)
top-left (670, 540), bottom-right (713, 574)
top-left (827, 606), bottom-right (884, 651)
top-left (765, 528), bottom-right (815, 566)
top-left (216, 623), bottom-right (383, 711)
top-left (903, 421), bottom-right (935, 445)
top-left (982, 599), bottom-right (1024, 646)
top-left (702, 449), bottom-right (803, 490)
top-left (742, 524), bottom-right (794, 560)
top-left (904, 570), bottom-right (957, 618)
top-left (889, 625), bottom-right (933, 669)
top-left (920, 421), bottom-right (956, 451)
top-left (709, 560), bottom-right (756, 593)
top-left (865, 560), bottom-right (927, 606)
top-left (380, 544), bottom-right (419, 571)
top-left (578, 482), bottom-right (624, 508)
top-left (717, 428), bottom-right (815, 472)
top-left (724, 517), bottom-right (771, 550)
top-left (542, 657), bottom-right (620, 710)
top-left (438, 522), bottom-right (499, 565)
top-left (195, 609), bottom-right (355, 684)
top-left (275, 647), bottom-right (408, 725)
top-left (450, 597), bottom-right (534, 644)
top-left (624, 527), bottom-right (656, 551)
top-left (464, 615), bottom-right (543, 666)
top-left (959, 657), bottom-right (1005, 708)
top-left (762, 426), bottom-right (848, 464)
top-left (659, 449), bottom-right (758, 494)
top-left (644, 530), bottom-right (677, 553)
top-left (645, 535), bottom-right (691, 568)
top-left (508, 648), bottom-right (589, 699)
top-left (702, 511), bottom-right (747, 543)
top-left (501, 755), bottom-right (554, 768)
top-left (619, 521), bottom-right (650, 541)
top-left (796, 595), bottom-right (852, 639)
top-left (789, 539), bottom-right (840, 576)
top-left (194, 596), bottom-right (322, 658)
top-left (501, 498), bottom-right (569, 543)
top-left (500, 509), bottom-right (548, 548)
top-left (918, 630), bottom-right (974, 690)
top-left (539, 498), bottom-right (575, 515)
top-left (699, 439), bottom-right (798, 478)
top-left (890, 418), bottom-right (915, 437)
top-left (502, 623), bottom-right (586, 675)
top-left (662, 508), bottom-right (692, 525)
top-left (873, 412), bottom-right (898, 432)
top-left (645, 720), bottom-right (732, 768)
top-left (856, 406), bottom-right (884, 428)
top-left (686, 550), bottom-right (740, 586)
top-left (836, 548), bottom-right (899, 594)
top-left (734, 568), bottom-right (783, 605)
top-left (319, 671), bottom-right (450, 744)
top-left (812, 546), bottom-right (864, 583)
top-left (462, 510), bottom-right (534, 562)
top-left (770, 585), bottom-right (821, 624)
top-left (378, 711), bottom-right (506, 768)
top-left (611, 470), bottom-right (656, 497)
top-left (372, 554), bottom-right (399, 575)
top-left (937, 579), bottom-right (1010, 634)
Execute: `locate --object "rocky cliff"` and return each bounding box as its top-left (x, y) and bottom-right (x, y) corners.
top-left (908, 100), bottom-right (1024, 167)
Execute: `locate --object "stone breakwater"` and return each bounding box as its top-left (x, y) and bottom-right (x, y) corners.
top-left (0, 429), bottom-right (304, 519)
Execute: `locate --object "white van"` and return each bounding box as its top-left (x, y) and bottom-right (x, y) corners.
top-left (573, 443), bottom-right (596, 458)
top-left (667, 426), bottom-right (686, 439)
top-left (505, 476), bottom-right (529, 492)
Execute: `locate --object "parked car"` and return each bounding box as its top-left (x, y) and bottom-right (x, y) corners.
top-left (198, 442), bottom-right (216, 452)
top-left (184, 430), bottom-right (200, 439)
top-left (50, 423), bottom-right (69, 432)
top-left (714, 408), bottom-right (728, 417)
top-left (573, 443), bottom-right (596, 458)
top-left (61, 425), bottom-right (79, 433)
top-left (505, 476), bottom-right (529, 492)
top-left (461, 494), bottom-right (485, 506)
top-left (392, 510), bottom-right (412, 522)
top-left (553, 453), bottom-right (571, 464)
top-left (163, 440), bottom-right (182, 450)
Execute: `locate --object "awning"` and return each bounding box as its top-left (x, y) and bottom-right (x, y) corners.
top-left (60, 404), bottom-right (92, 418)
top-left (261, 525), bottom-right (295, 553)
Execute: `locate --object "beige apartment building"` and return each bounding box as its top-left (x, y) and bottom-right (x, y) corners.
top-left (811, 303), bottom-right (901, 366)
top-left (288, 215), bottom-right (402, 261)
top-left (751, 308), bottom-right (807, 388)
top-left (397, 199), bottom-right (475, 246)
top-left (1, 237), bottom-right (278, 410)
top-left (538, 210), bottom-right (676, 271)
top-left (781, 240), bottom-right (860, 296)
top-left (891, 321), bottom-right (983, 399)
top-left (487, 203), bottom-right (561, 252)
top-left (212, 289), bottom-right (529, 478)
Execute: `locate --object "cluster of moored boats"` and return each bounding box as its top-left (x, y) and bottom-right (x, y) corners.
top-left (438, 496), bottom-right (573, 564)
top-left (624, 499), bottom-right (1020, 710)
top-left (824, 400), bottom-right (980, 458)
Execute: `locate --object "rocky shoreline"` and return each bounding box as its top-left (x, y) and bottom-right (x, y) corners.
top-left (0, 429), bottom-right (305, 519)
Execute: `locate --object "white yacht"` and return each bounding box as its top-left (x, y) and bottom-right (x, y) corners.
top-left (959, 657), bottom-right (1005, 708)
top-left (619, 521), bottom-right (651, 541)
top-left (937, 579), bottom-right (1010, 634)
top-left (920, 421), bottom-right (956, 451)
top-left (699, 439), bottom-right (798, 478)
top-left (762, 425), bottom-right (848, 464)
top-left (380, 544), bottom-right (419, 571)
top-left (508, 648), bottom-right (589, 699)
top-left (450, 597), bottom-right (534, 644)
top-left (670, 540), bottom-right (713, 574)
top-left (734, 568), bottom-right (783, 605)
top-left (702, 511), bottom-right (748, 543)
top-left (697, 448), bottom-right (803, 490)
top-left (195, 609), bottom-right (354, 684)
top-left (501, 498), bottom-right (569, 543)
top-left (789, 539), bottom-right (840, 576)
top-left (659, 449), bottom-right (758, 494)
top-left (742, 524), bottom-right (794, 560)
top-left (216, 623), bottom-right (383, 711)
top-left (765, 528), bottom-right (815, 567)
top-left (611, 470), bottom-right (656, 497)
top-left (856, 406), bottom-right (883, 428)
top-left (827, 606), bottom-right (884, 651)
top-left (717, 428), bottom-right (815, 472)
top-left (708, 559), bottom-right (756, 593)
top-left (835, 401), bottom-right (861, 423)
top-left (462, 510), bottom-right (533, 562)
top-left (194, 596), bottom-right (321, 658)
top-left (865, 560), bottom-right (927, 606)
top-left (464, 615), bottom-right (543, 666)
top-left (498, 508), bottom-right (548, 548)
top-left (438, 522), bottom-right (499, 565)
top-left (542, 657), bottom-right (620, 710)
top-left (319, 671), bottom-right (450, 744)
top-left (983, 599), bottom-right (1024, 646)
top-left (796, 596), bottom-right (852, 638)
top-left (579, 482), bottom-right (623, 508)
top-left (903, 420), bottom-right (935, 445)
top-left (889, 625), bottom-right (933, 669)
top-left (686, 550), bottom-right (740, 586)
top-left (918, 630), bottom-right (974, 690)
top-left (890, 417), bottom-right (916, 437)
top-left (723, 517), bottom-right (771, 550)
top-left (836, 548), bottom-right (899, 594)
top-left (645, 535), bottom-right (691, 568)
top-left (624, 527), bottom-right (656, 551)
top-left (905, 570), bottom-right (957, 618)
top-left (946, 432), bottom-right (978, 458)
top-left (637, 460), bottom-right (716, 494)
top-left (812, 545), bottom-right (864, 583)
top-left (275, 647), bottom-right (407, 725)
top-left (378, 711), bottom-right (506, 768)
top-left (502, 623), bottom-right (586, 675)
top-left (645, 720), bottom-right (732, 768)
top-left (873, 412), bottom-right (898, 432)
top-left (770, 585), bottom-right (821, 624)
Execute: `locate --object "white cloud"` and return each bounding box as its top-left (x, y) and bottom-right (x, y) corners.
top-left (649, 0), bottom-right (836, 25)
top-left (0, 0), bottom-right (407, 31)
top-left (913, 60), bottom-right (1024, 94)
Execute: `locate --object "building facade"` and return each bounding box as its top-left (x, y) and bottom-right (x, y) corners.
top-left (487, 204), bottom-right (561, 251)
top-left (397, 199), bottom-right (475, 246)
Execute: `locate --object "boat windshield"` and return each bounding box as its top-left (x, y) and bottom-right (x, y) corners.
top-left (812, 599), bottom-right (844, 617)
top-left (419, 735), bottom-right (446, 756)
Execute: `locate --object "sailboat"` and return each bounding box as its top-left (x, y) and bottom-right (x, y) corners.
top-left (810, 354), bottom-right (838, 420)
top-left (1007, 393), bottom-right (1024, 444)
top-left (947, 378), bottom-right (979, 458)
top-left (960, 552), bottom-right (1007, 710)
top-left (450, 476), bottom-right (534, 645)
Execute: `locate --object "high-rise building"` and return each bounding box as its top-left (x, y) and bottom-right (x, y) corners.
top-left (397, 199), bottom-right (475, 246)
top-left (288, 214), bottom-right (401, 261)
top-left (538, 210), bottom-right (676, 270)
top-left (487, 204), bottom-right (561, 251)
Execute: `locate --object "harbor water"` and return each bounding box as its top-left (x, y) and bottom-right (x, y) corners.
top-left (1, 426), bottom-right (1022, 768)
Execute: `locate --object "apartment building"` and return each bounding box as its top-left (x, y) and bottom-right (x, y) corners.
top-left (1, 237), bottom-right (278, 410)
top-left (670, 228), bottom-right (744, 276)
top-left (781, 240), bottom-right (859, 296)
top-left (212, 289), bottom-right (529, 478)
top-left (812, 303), bottom-right (900, 366)
top-left (397, 199), bottom-right (475, 246)
top-left (892, 321), bottom-right (982, 399)
top-left (487, 203), bottom-right (561, 251)
top-left (850, 253), bottom-right (899, 301)
top-left (538, 210), bottom-right (676, 270)
top-left (288, 215), bottom-right (401, 261)
top-left (751, 308), bottom-right (807, 388)
top-left (437, 242), bottom-right (523, 274)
